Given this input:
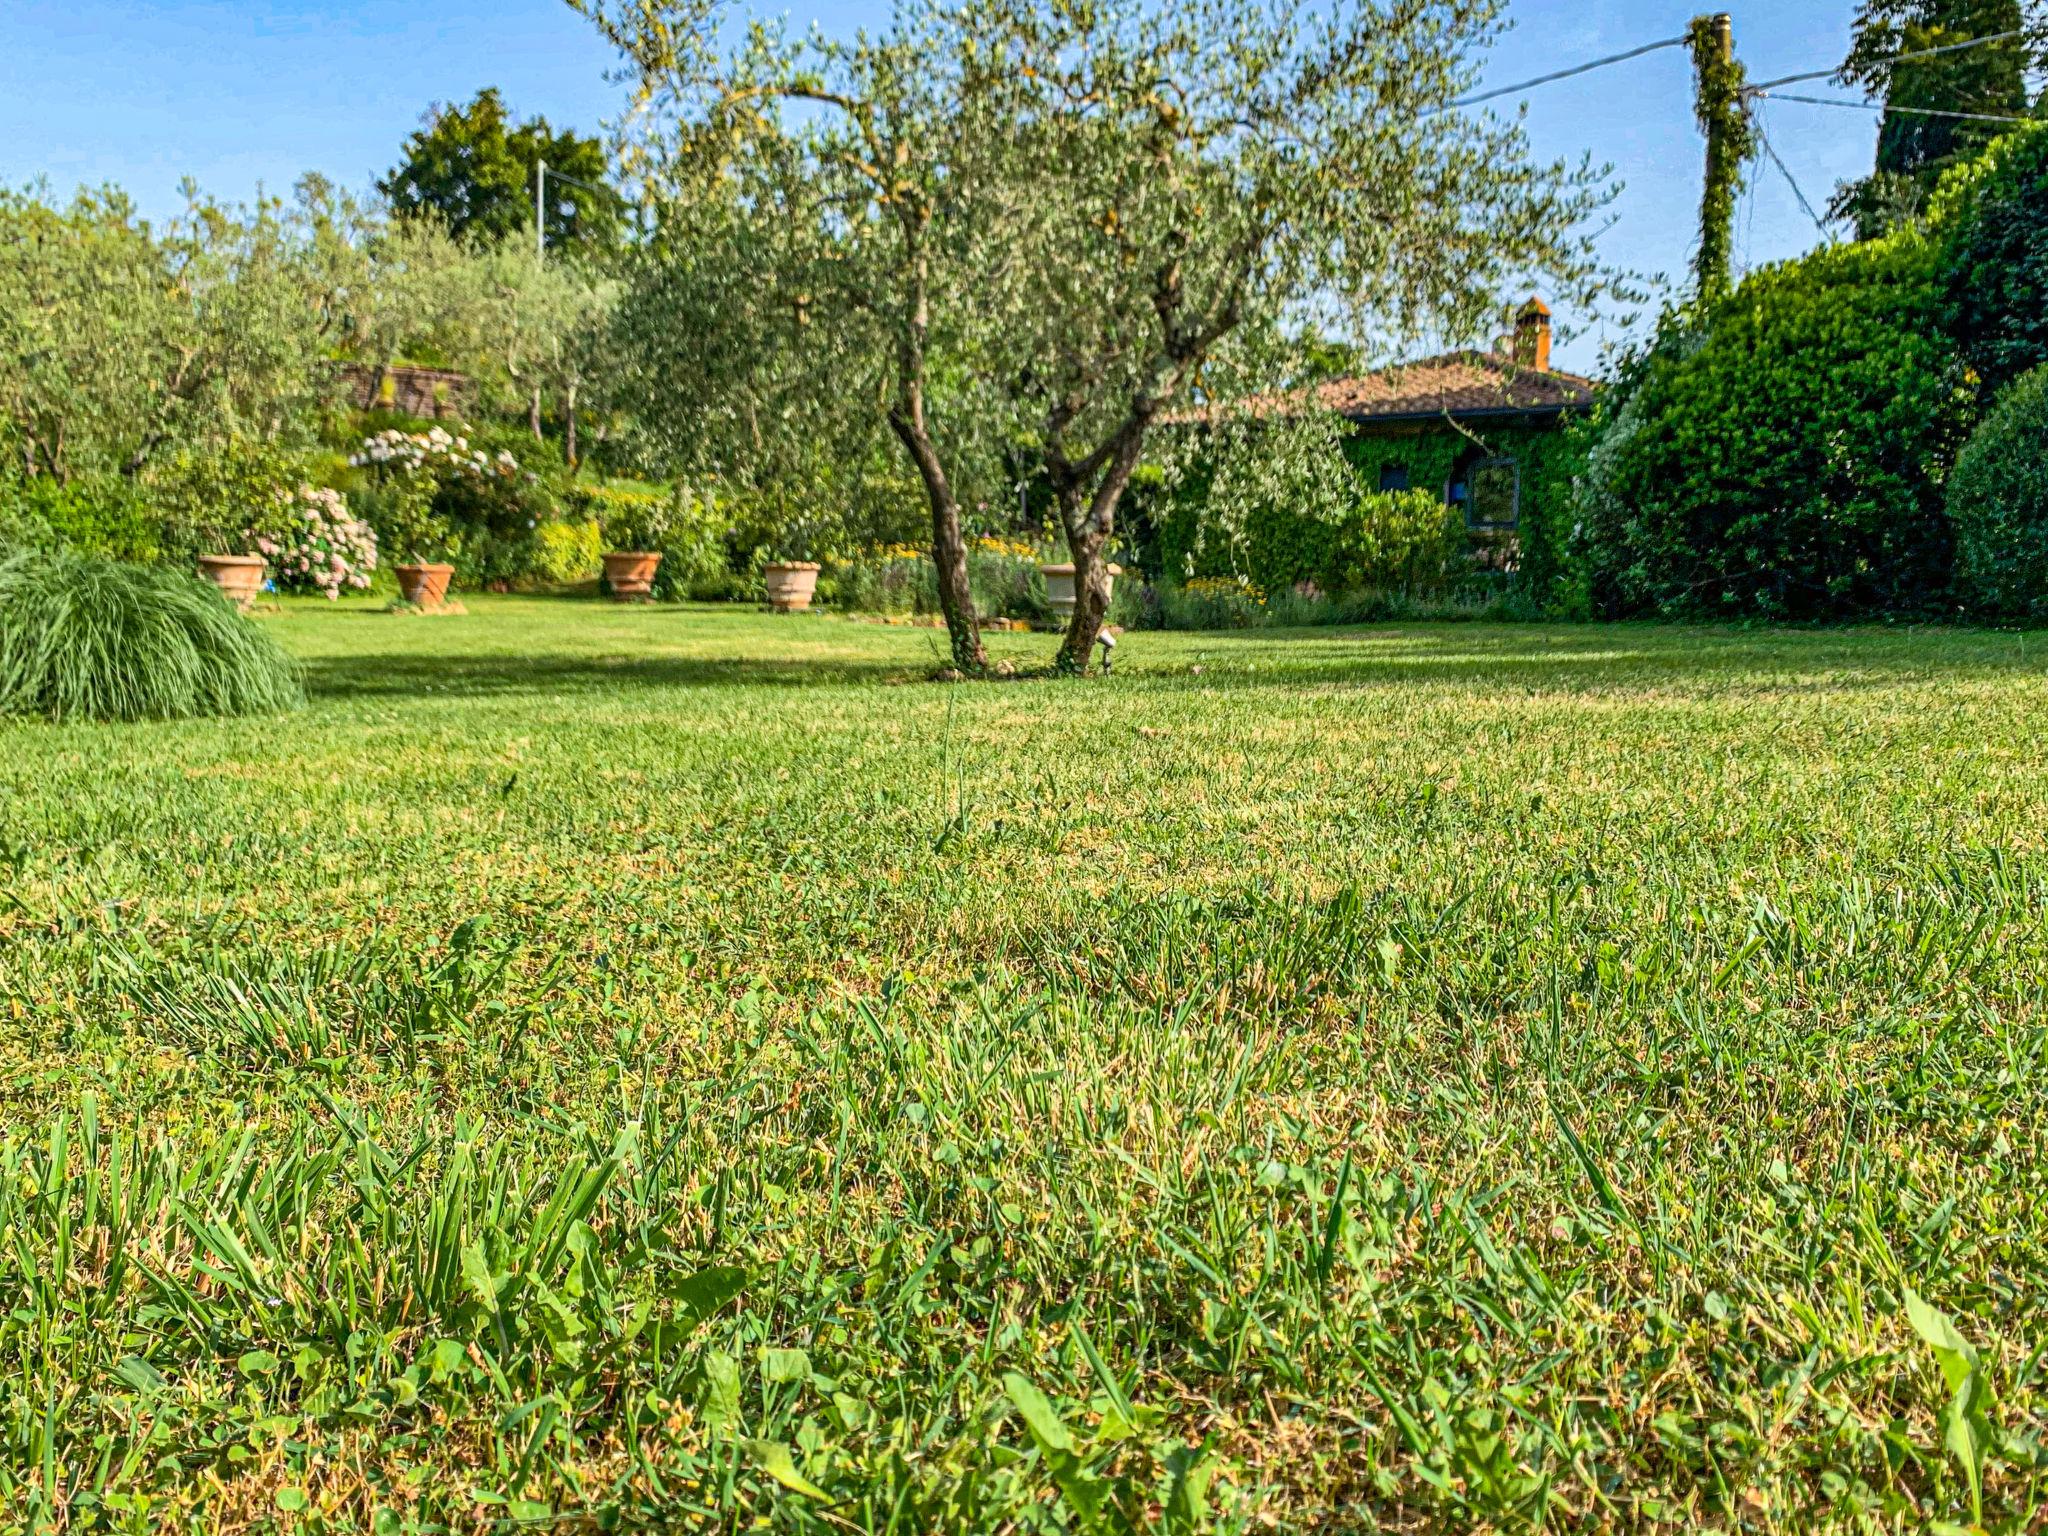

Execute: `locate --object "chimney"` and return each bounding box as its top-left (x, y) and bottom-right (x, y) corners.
top-left (1511, 297), bottom-right (1552, 372)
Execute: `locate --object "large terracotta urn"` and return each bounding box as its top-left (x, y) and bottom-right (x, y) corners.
top-left (1039, 562), bottom-right (1122, 619)
top-left (763, 561), bottom-right (821, 612)
top-left (602, 550), bottom-right (663, 601)
top-left (196, 554), bottom-right (267, 611)
top-left (395, 562), bottom-right (456, 608)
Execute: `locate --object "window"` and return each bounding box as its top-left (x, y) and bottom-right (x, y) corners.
top-left (1447, 452), bottom-right (1519, 530)
top-left (1378, 463), bottom-right (1410, 493)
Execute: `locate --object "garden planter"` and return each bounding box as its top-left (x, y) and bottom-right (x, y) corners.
top-left (1039, 562), bottom-right (1122, 619)
top-left (763, 561), bottom-right (821, 612)
top-left (394, 562), bottom-right (456, 608)
top-left (602, 550), bottom-right (663, 601)
top-left (195, 554), bottom-right (267, 611)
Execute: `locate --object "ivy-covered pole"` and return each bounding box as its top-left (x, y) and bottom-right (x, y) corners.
top-left (1688, 13), bottom-right (1756, 308)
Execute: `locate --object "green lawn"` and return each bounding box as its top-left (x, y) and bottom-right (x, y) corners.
top-left (4, 599), bottom-right (2047, 1532)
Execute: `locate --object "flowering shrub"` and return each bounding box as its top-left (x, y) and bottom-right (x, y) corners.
top-left (1156, 575), bottom-right (1268, 629)
top-left (347, 427), bottom-right (551, 580)
top-left (349, 426), bottom-right (514, 481)
top-left (257, 487), bottom-right (376, 599)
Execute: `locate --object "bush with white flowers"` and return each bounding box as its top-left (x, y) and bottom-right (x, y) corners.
top-left (257, 487), bottom-right (378, 599)
top-left (349, 427), bottom-right (518, 483)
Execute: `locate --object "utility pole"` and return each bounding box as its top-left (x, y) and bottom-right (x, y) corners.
top-left (535, 159), bottom-right (546, 262)
top-left (1689, 12), bottom-right (1754, 307)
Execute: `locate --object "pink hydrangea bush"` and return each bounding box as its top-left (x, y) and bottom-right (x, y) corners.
top-left (256, 487), bottom-right (378, 599)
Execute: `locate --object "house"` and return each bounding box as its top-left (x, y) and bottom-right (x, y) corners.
top-left (1145, 299), bottom-right (1600, 599)
top-left (1308, 299), bottom-right (1597, 566)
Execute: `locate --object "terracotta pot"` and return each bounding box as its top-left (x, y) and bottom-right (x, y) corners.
top-left (602, 550), bottom-right (663, 602)
top-left (395, 562), bottom-right (456, 608)
top-left (763, 561), bottom-right (822, 612)
top-left (196, 554), bottom-right (268, 611)
top-left (1039, 562), bottom-right (1122, 619)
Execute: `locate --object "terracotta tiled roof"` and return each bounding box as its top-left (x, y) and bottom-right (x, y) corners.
top-left (1174, 349), bottom-right (1599, 426)
top-left (1313, 349), bottom-right (1598, 422)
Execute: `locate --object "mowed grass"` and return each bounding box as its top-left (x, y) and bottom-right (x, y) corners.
top-left (3, 598), bottom-right (2047, 1533)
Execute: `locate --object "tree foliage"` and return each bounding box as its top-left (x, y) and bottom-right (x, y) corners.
top-left (577, 0), bottom-right (1617, 672)
top-left (378, 88), bottom-right (626, 254)
top-left (0, 185), bottom-right (336, 483)
top-left (1574, 237), bottom-right (1975, 619)
top-left (1933, 121), bottom-right (2048, 393)
top-left (1831, 0), bottom-right (2044, 237)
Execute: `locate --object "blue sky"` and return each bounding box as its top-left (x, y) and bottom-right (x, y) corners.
top-left (2, 1), bottom-right (1876, 370)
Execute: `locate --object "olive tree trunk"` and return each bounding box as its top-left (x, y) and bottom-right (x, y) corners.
top-left (890, 408), bottom-right (986, 673)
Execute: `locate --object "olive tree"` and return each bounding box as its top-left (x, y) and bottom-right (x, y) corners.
top-left (0, 184), bottom-right (334, 482)
top-left (576, 0), bottom-right (1613, 671)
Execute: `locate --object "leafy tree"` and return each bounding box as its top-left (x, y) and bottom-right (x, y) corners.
top-left (1932, 121), bottom-right (2048, 391)
top-left (290, 174), bottom-right (483, 377)
top-left (378, 88), bottom-right (626, 254)
top-left (577, 0), bottom-right (1614, 672)
top-left (1831, 1), bottom-right (2044, 237)
top-left (435, 243), bottom-right (617, 459)
top-left (0, 184), bottom-right (334, 483)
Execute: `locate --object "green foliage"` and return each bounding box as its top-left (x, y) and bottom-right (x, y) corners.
top-left (348, 424), bottom-right (564, 583)
top-left (574, 482), bottom-right (673, 553)
top-left (378, 88), bottom-right (625, 253)
top-left (1902, 1289), bottom-right (1997, 1528)
top-left (0, 551), bottom-right (302, 721)
top-left (0, 474), bottom-right (160, 562)
top-left (1687, 14), bottom-right (1756, 305)
top-left (1832, 1), bottom-right (2039, 237)
top-left (533, 518), bottom-right (604, 584)
top-left (1574, 237), bottom-right (1975, 618)
top-left (1153, 575), bottom-right (1271, 629)
top-left (1936, 122), bottom-right (2048, 394)
top-left (1325, 489), bottom-right (1466, 594)
top-left (562, 481), bottom-right (739, 598)
top-left (143, 438), bottom-right (308, 562)
top-left (826, 539), bottom-right (1050, 621)
top-left (1947, 364), bottom-right (2048, 617)
top-left (0, 185), bottom-right (337, 483)
top-left (1150, 418), bottom-right (1580, 606)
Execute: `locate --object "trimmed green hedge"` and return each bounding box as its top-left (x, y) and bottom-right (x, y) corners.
top-left (1950, 365), bottom-right (2048, 619)
top-left (1936, 123), bottom-right (2048, 397)
top-left (1575, 237), bottom-right (1975, 619)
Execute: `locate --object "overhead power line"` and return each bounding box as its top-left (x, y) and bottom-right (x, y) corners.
top-left (1753, 116), bottom-right (1835, 244)
top-left (1754, 90), bottom-right (2039, 126)
top-left (1432, 34), bottom-right (1689, 114)
top-left (1747, 27), bottom-right (2028, 92)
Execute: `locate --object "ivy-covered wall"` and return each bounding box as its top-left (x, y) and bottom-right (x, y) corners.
top-left (1150, 414), bottom-right (1588, 604)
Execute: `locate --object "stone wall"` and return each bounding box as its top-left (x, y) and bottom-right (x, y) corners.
top-left (343, 364), bottom-right (477, 420)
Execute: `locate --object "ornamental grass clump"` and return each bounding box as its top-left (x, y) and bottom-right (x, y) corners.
top-left (0, 551), bottom-right (303, 722)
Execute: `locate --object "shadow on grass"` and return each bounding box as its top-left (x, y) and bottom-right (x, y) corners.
top-left (301, 651), bottom-right (919, 698)
top-left (1150, 623), bottom-right (2048, 694)
top-left (296, 618), bottom-right (2048, 702)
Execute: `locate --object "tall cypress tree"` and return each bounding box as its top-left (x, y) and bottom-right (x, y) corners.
top-left (1830, 1), bottom-right (2042, 236)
